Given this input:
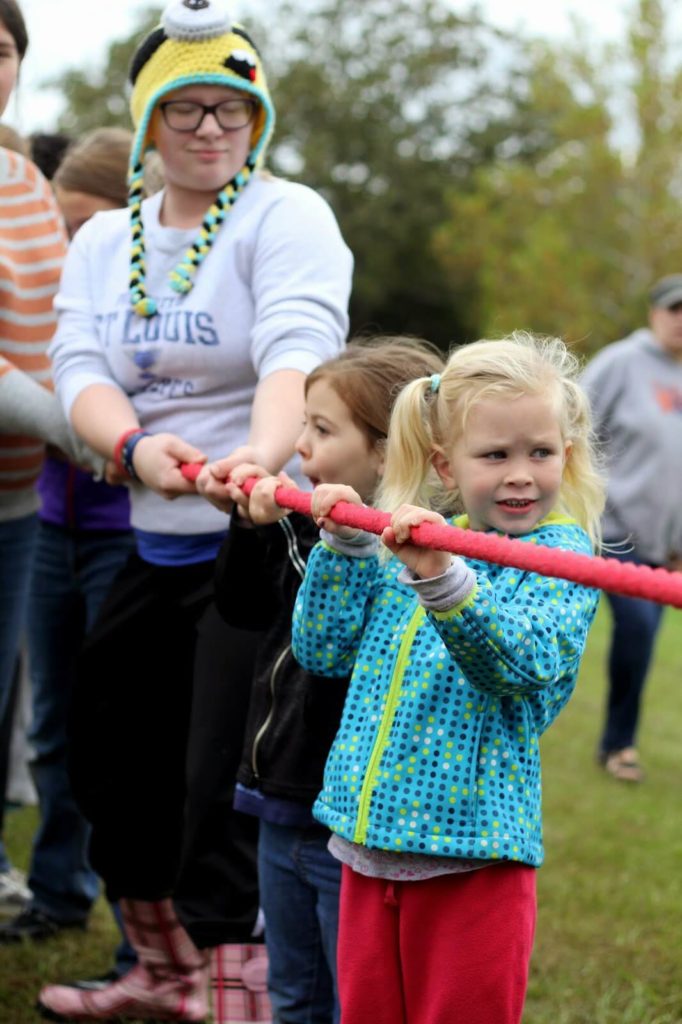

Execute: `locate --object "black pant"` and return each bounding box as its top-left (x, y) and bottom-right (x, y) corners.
top-left (68, 553), bottom-right (261, 946)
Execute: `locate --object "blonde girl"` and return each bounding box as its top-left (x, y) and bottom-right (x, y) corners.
top-left (292, 331), bottom-right (605, 1024)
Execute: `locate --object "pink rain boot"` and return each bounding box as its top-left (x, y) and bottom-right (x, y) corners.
top-left (211, 944), bottom-right (271, 1024)
top-left (37, 898), bottom-right (209, 1022)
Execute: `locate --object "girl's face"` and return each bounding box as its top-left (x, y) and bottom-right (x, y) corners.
top-left (151, 84), bottom-right (253, 200)
top-left (54, 187), bottom-right (119, 239)
top-left (296, 378), bottom-right (384, 503)
top-left (0, 19), bottom-right (20, 116)
top-left (433, 392), bottom-right (571, 535)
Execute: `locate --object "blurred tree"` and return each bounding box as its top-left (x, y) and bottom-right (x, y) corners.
top-left (622, 0), bottom-right (682, 295)
top-left (256, 0), bottom-right (524, 346)
top-left (434, 0), bottom-right (682, 353)
top-left (49, 0), bottom-right (682, 351)
top-left (51, 7), bottom-right (161, 135)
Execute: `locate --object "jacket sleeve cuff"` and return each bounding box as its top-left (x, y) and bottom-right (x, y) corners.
top-left (320, 528), bottom-right (379, 558)
top-left (398, 558), bottom-right (477, 610)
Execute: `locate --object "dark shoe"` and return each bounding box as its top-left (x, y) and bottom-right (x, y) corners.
top-left (0, 906), bottom-right (86, 943)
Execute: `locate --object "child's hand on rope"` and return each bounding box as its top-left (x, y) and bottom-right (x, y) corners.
top-left (382, 505), bottom-right (453, 579)
top-left (311, 483), bottom-right (363, 540)
top-left (223, 463), bottom-right (284, 523)
top-left (195, 460), bottom-right (269, 519)
top-left (223, 462), bottom-right (272, 520)
top-left (247, 471), bottom-right (299, 525)
top-left (195, 444), bottom-right (283, 515)
top-left (195, 458), bottom-right (235, 514)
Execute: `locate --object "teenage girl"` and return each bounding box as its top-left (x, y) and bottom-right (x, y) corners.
top-left (38, 1), bottom-right (351, 1020)
top-left (292, 332), bottom-right (606, 1024)
top-left (199, 337), bottom-right (443, 1024)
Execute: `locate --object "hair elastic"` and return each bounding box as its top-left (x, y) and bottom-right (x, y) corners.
top-left (429, 373), bottom-right (441, 394)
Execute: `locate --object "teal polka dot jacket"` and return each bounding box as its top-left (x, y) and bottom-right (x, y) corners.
top-left (292, 515), bottom-right (600, 868)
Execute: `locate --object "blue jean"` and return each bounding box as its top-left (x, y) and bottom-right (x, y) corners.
top-left (0, 513), bottom-right (39, 873)
top-left (258, 820), bottom-right (341, 1024)
top-left (25, 521), bottom-right (134, 923)
top-left (600, 546), bottom-right (665, 754)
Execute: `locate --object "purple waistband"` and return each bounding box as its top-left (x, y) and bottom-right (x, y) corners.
top-left (38, 456), bottom-right (131, 532)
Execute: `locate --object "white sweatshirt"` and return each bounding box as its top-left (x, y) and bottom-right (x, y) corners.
top-left (50, 175), bottom-right (353, 535)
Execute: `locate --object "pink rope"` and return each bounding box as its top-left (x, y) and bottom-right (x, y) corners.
top-left (181, 463), bottom-right (682, 608)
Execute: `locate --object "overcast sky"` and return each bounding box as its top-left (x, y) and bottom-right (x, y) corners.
top-left (6, 0), bottom-right (633, 133)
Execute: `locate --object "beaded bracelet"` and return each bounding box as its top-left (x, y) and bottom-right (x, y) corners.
top-left (113, 428), bottom-right (150, 481)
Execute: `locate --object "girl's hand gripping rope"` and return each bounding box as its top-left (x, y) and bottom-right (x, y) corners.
top-left (383, 505), bottom-right (454, 579)
top-left (220, 462), bottom-right (271, 521)
top-left (310, 483), bottom-right (365, 541)
top-left (194, 445), bottom-right (286, 515)
top-left (245, 470), bottom-right (299, 526)
top-left (191, 459), bottom-right (299, 523)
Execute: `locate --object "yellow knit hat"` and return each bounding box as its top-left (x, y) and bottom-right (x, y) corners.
top-left (127, 0), bottom-right (275, 317)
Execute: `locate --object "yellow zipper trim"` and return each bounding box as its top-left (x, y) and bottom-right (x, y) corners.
top-left (354, 605), bottom-right (426, 844)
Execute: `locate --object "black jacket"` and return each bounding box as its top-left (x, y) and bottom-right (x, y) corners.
top-left (214, 512), bottom-right (349, 806)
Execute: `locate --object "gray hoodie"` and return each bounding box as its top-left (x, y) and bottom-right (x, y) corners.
top-left (581, 328), bottom-right (682, 565)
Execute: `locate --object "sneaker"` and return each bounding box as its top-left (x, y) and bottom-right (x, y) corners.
top-left (0, 867), bottom-right (32, 917)
top-left (0, 906), bottom-right (87, 943)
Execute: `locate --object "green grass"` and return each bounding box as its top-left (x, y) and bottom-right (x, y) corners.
top-left (1, 804), bottom-right (117, 1021)
top-left (2, 603), bottom-right (681, 1023)
top-left (527, 602), bottom-right (682, 1024)
top-left (1, 806), bottom-right (116, 1015)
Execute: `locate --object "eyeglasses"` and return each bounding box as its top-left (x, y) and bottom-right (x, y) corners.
top-left (158, 98), bottom-right (257, 133)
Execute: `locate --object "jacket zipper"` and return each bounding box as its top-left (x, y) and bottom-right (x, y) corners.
top-left (251, 643), bottom-right (290, 779)
top-left (354, 606), bottom-right (425, 844)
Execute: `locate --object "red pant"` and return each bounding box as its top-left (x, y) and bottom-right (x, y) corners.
top-left (337, 862), bottom-right (537, 1024)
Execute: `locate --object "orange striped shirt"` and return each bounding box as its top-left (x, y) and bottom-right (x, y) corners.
top-left (0, 148), bottom-right (66, 499)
